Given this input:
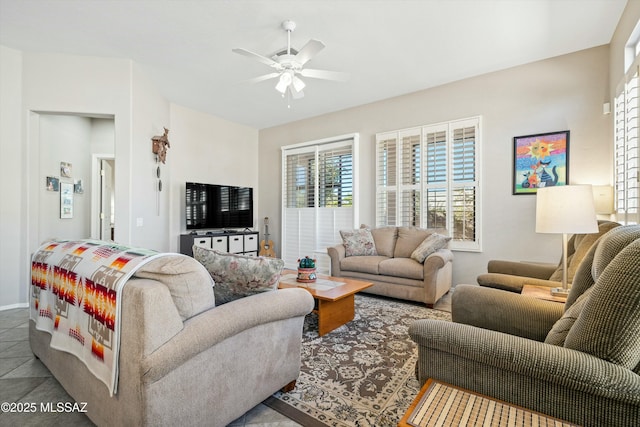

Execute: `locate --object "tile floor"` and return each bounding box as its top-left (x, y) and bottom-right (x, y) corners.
top-left (0, 307), bottom-right (300, 427)
top-left (0, 292), bottom-right (451, 426)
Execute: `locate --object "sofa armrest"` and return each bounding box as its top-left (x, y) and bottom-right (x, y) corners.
top-left (420, 249), bottom-right (453, 306)
top-left (327, 244), bottom-right (346, 276)
top-left (424, 248), bottom-right (453, 269)
top-left (487, 260), bottom-right (557, 278)
top-left (409, 319), bottom-right (640, 421)
top-left (423, 248), bottom-right (453, 281)
top-left (477, 272), bottom-right (562, 293)
top-left (121, 278), bottom-right (185, 358)
top-left (452, 284), bottom-right (564, 341)
top-left (141, 288), bottom-right (314, 383)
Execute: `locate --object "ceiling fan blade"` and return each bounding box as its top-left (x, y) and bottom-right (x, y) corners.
top-left (232, 48), bottom-right (280, 68)
top-left (300, 68), bottom-right (350, 82)
top-left (243, 72), bottom-right (281, 84)
top-left (295, 39), bottom-right (325, 65)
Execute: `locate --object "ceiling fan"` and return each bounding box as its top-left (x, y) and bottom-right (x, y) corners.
top-left (233, 20), bottom-right (349, 103)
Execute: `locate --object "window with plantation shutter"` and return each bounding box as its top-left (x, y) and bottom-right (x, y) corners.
top-left (451, 123), bottom-right (478, 246)
top-left (400, 130), bottom-right (421, 226)
top-left (318, 145), bottom-right (353, 207)
top-left (282, 134), bottom-right (358, 272)
top-left (424, 126), bottom-right (448, 230)
top-left (284, 151), bottom-right (315, 208)
top-left (376, 117), bottom-right (481, 251)
top-left (614, 62), bottom-right (640, 224)
top-left (376, 134), bottom-right (398, 225)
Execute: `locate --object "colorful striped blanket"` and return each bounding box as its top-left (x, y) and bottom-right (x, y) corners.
top-left (30, 239), bottom-right (167, 396)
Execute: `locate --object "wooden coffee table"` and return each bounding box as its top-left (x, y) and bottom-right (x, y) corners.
top-left (278, 270), bottom-right (373, 336)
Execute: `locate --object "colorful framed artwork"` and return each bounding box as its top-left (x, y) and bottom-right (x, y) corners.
top-left (513, 130), bottom-right (569, 195)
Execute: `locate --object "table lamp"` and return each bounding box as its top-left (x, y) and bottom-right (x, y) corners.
top-left (535, 185), bottom-right (598, 296)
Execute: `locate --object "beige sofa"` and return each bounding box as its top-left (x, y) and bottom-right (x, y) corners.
top-left (328, 226), bottom-right (453, 307)
top-left (30, 251), bottom-right (314, 427)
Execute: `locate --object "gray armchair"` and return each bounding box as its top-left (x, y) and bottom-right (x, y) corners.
top-left (409, 224), bottom-right (640, 427)
top-left (477, 220), bottom-right (620, 292)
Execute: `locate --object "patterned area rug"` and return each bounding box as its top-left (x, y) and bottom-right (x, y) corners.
top-left (265, 294), bottom-right (451, 426)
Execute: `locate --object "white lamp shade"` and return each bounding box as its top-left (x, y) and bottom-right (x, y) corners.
top-left (536, 185), bottom-right (599, 234)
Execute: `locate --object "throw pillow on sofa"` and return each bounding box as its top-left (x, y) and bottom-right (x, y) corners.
top-left (340, 229), bottom-right (377, 257)
top-left (193, 246), bottom-right (284, 305)
top-left (410, 233), bottom-right (452, 263)
top-left (360, 224), bottom-right (397, 257)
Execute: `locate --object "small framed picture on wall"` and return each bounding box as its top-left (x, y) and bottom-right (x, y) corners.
top-left (60, 161), bottom-right (72, 178)
top-left (512, 130), bottom-right (569, 195)
top-left (46, 176), bottom-right (59, 191)
top-left (60, 182), bottom-right (74, 219)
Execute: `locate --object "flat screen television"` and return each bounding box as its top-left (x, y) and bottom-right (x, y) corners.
top-left (186, 182), bottom-right (253, 230)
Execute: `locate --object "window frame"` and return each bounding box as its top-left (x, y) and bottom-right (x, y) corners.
top-left (612, 19), bottom-right (640, 225)
top-left (281, 133), bottom-right (359, 271)
top-left (375, 117), bottom-right (482, 251)
top-left (614, 58), bottom-right (640, 224)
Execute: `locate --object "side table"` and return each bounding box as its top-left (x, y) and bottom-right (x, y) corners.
top-left (521, 284), bottom-right (568, 303)
top-left (398, 379), bottom-right (578, 427)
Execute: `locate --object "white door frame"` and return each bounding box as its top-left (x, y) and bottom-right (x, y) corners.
top-left (91, 154), bottom-right (115, 240)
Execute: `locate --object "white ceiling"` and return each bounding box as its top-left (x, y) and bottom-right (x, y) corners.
top-left (0, 0), bottom-right (628, 129)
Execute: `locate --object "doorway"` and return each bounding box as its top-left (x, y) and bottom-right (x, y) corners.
top-left (100, 158), bottom-right (115, 240)
top-left (37, 114), bottom-right (115, 243)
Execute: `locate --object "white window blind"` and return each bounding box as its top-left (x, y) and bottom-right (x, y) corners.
top-left (400, 130), bottom-right (421, 226)
top-left (282, 135), bottom-right (358, 272)
top-left (614, 61), bottom-right (640, 224)
top-left (375, 135), bottom-right (397, 225)
top-left (451, 123), bottom-right (478, 245)
top-left (424, 126), bottom-right (448, 230)
top-left (376, 117), bottom-right (481, 251)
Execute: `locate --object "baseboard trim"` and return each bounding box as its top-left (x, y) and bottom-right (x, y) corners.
top-left (0, 302), bottom-right (29, 311)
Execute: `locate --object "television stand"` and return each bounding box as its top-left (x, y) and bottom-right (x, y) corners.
top-left (180, 231), bottom-right (259, 257)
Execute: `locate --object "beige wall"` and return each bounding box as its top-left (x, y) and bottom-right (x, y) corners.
top-left (259, 45), bottom-right (612, 286)
top-left (0, 45), bottom-right (24, 308)
top-left (130, 62), bottom-right (171, 251)
top-left (168, 103), bottom-right (259, 252)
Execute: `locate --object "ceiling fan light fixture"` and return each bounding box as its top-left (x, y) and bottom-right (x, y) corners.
top-left (292, 75), bottom-right (306, 92)
top-left (275, 71), bottom-right (292, 93)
